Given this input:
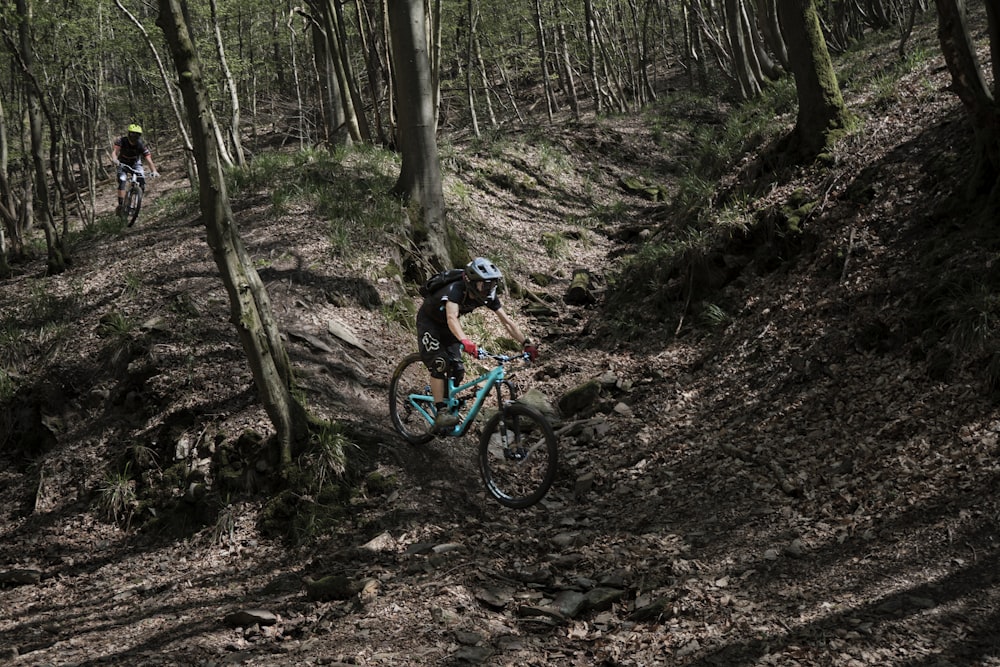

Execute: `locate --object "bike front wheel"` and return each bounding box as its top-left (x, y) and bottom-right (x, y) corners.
top-left (388, 352), bottom-right (436, 445)
top-left (478, 402), bottom-right (557, 508)
top-left (125, 185), bottom-right (142, 227)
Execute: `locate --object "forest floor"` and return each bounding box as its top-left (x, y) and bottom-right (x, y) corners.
top-left (3, 15), bottom-right (1000, 667)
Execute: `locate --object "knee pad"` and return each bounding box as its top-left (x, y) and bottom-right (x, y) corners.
top-left (428, 355), bottom-right (449, 379)
top-left (450, 360), bottom-right (466, 385)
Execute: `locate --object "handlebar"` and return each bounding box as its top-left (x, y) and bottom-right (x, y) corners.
top-left (475, 349), bottom-right (531, 363)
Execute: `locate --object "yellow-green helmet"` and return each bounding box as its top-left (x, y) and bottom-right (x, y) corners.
top-left (127, 123), bottom-right (143, 134)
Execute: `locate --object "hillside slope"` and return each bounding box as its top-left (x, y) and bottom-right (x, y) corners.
top-left (2, 16), bottom-right (1000, 667)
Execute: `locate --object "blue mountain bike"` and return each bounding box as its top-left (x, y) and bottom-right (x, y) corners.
top-left (388, 350), bottom-right (558, 508)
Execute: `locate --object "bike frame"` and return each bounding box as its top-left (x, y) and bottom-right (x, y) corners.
top-left (407, 357), bottom-right (512, 437)
top-left (120, 164), bottom-right (141, 189)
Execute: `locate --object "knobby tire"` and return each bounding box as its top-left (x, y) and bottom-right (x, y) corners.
top-left (478, 402), bottom-right (557, 508)
top-left (388, 352), bottom-right (435, 445)
top-left (126, 186), bottom-right (142, 227)
top-left (118, 192), bottom-right (130, 224)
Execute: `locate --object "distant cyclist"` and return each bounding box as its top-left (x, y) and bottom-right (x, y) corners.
top-left (112, 124), bottom-right (159, 215)
top-left (417, 257), bottom-right (538, 430)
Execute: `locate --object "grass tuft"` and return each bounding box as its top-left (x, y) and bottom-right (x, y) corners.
top-left (99, 464), bottom-right (137, 527)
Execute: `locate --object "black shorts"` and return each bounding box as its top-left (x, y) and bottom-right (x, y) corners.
top-left (416, 313), bottom-right (464, 380)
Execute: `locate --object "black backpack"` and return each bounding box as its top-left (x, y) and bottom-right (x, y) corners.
top-left (419, 268), bottom-right (465, 297)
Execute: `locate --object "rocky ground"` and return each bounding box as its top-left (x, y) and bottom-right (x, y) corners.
top-left (3, 16), bottom-right (1000, 667)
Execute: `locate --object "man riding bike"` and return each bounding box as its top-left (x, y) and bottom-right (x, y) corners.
top-left (112, 124), bottom-right (159, 215)
top-left (416, 257), bottom-right (539, 430)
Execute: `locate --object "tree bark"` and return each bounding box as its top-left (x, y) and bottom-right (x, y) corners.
top-left (331, 0), bottom-right (368, 142)
top-left (0, 88), bottom-right (21, 269)
top-left (209, 0), bottom-right (246, 165)
top-left (387, 0), bottom-right (457, 273)
top-left (12, 0), bottom-right (65, 275)
top-left (473, 18), bottom-right (498, 128)
top-left (556, 0), bottom-right (581, 118)
top-left (755, 0), bottom-right (789, 68)
top-left (157, 0), bottom-right (312, 468)
top-left (777, 0), bottom-right (852, 158)
top-left (934, 0), bottom-right (1000, 208)
top-left (533, 0), bottom-right (557, 120)
top-left (466, 0), bottom-right (481, 137)
top-left (0, 95), bottom-right (10, 274)
top-left (585, 0), bottom-right (603, 113)
top-left (302, 1), bottom-right (350, 145)
top-left (354, 0), bottom-right (391, 145)
top-left (429, 0), bottom-right (443, 128)
top-left (726, 0), bottom-right (761, 99)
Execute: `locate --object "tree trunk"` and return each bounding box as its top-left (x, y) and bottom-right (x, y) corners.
top-left (0, 91), bottom-right (11, 275)
top-left (290, 10), bottom-right (311, 147)
top-left (381, 0), bottom-right (397, 143)
top-left (13, 0), bottom-right (65, 275)
top-left (466, 0), bottom-right (481, 138)
top-left (329, 0), bottom-right (366, 143)
top-left (0, 90), bottom-right (21, 268)
top-left (209, 0), bottom-right (246, 166)
top-left (638, 0), bottom-right (658, 104)
top-left (473, 23), bottom-right (497, 128)
top-left (304, 0), bottom-right (360, 145)
top-left (726, 0), bottom-right (760, 99)
top-left (585, 0), bottom-right (603, 113)
top-left (354, 0), bottom-right (391, 145)
top-left (593, 7), bottom-right (628, 112)
top-left (777, 0), bottom-right (852, 159)
top-left (684, 0), bottom-right (710, 90)
top-left (533, 0), bottom-right (557, 120)
top-left (303, 5), bottom-right (341, 145)
top-left (387, 0), bottom-right (457, 273)
top-left (556, 0), bottom-right (581, 118)
top-left (429, 0), bottom-right (443, 129)
top-left (157, 0), bottom-right (312, 468)
top-left (494, 55), bottom-right (526, 124)
top-left (755, 0), bottom-right (789, 68)
top-left (934, 0), bottom-right (1000, 208)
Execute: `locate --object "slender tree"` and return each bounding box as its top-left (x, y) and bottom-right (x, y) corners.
top-left (533, 0), bottom-right (557, 120)
top-left (755, 0), bottom-right (789, 68)
top-left (302, 0), bottom-right (352, 145)
top-left (332, 0), bottom-right (370, 142)
top-left (209, 0), bottom-right (246, 165)
top-left (0, 81), bottom-right (20, 273)
top-left (157, 0), bottom-right (313, 468)
top-left (8, 0), bottom-right (66, 275)
top-left (555, 0), bottom-right (580, 118)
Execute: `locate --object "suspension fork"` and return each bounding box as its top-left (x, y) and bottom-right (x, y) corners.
top-left (492, 376), bottom-right (513, 447)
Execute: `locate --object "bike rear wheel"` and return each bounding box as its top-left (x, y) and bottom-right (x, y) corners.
top-left (388, 352), bottom-right (436, 445)
top-left (478, 402), bottom-right (557, 508)
top-left (125, 186), bottom-right (143, 227)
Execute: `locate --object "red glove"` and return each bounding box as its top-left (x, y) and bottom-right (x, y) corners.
top-left (461, 339), bottom-right (478, 356)
top-left (523, 339), bottom-right (539, 361)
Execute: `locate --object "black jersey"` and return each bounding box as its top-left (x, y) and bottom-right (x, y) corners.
top-left (417, 279), bottom-right (501, 324)
top-left (114, 136), bottom-right (150, 166)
